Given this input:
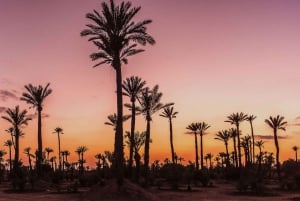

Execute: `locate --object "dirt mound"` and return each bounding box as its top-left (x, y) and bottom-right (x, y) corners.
top-left (83, 179), bottom-right (159, 201)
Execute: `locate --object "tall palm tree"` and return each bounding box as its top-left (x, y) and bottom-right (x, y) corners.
top-left (292, 146), bottom-right (299, 162)
top-left (4, 140), bottom-right (13, 172)
top-left (53, 127), bottom-right (63, 171)
top-left (229, 128), bottom-right (238, 168)
top-left (122, 76), bottom-right (146, 176)
top-left (160, 106), bottom-right (178, 164)
top-left (215, 130), bottom-right (230, 167)
top-left (136, 85), bottom-right (172, 183)
top-left (23, 147), bottom-right (35, 171)
top-left (45, 147), bottom-right (53, 160)
top-left (20, 83), bottom-right (52, 171)
top-left (2, 106), bottom-right (31, 172)
top-left (246, 115), bottom-right (256, 163)
top-left (265, 115), bottom-right (287, 180)
top-left (225, 112), bottom-right (248, 168)
top-left (186, 123), bottom-right (200, 169)
top-left (81, 0), bottom-right (155, 185)
top-left (198, 122), bottom-right (210, 169)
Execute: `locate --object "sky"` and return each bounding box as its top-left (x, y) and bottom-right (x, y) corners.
top-left (1, 0), bottom-right (300, 167)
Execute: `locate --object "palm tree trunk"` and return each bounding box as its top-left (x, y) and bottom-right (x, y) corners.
top-left (9, 146), bottom-right (12, 172)
top-left (250, 121), bottom-right (255, 164)
top-left (129, 100), bottom-right (136, 177)
top-left (296, 150), bottom-right (298, 162)
top-left (200, 131), bottom-right (204, 169)
top-left (274, 129), bottom-right (281, 180)
top-left (29, 155), bottom-right (32, 171)
top-left (144, 115), bottom-right (151, 184)
top-left (37, 107), bottom-right (43, 173)
top-left (14, 130), bottom-right (20, 172)
top-left (58, 133), bottom-right (61, 171)
top-left (114, 61), bottom-right (124, 187)
top-left (194, 132), bottom-right (199, 169)
top-left (233, 136), bottom-right (238, 168)
top-left (225, 142), bottom-right (230, 167)
top-left (169, 118), bottom-right (175, 163)
top-left (236, 124), bottom-right (242, 168)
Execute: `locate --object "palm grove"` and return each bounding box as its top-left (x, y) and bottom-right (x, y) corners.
top-left (0, 0), bottom-right (296, 191)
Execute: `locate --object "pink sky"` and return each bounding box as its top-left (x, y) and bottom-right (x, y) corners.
top-left (1, 0), bottom-right (300, 166)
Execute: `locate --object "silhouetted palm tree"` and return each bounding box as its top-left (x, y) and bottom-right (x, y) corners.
top-left (53, 127), bottom-right (63, 171)
top-left (160, 106), bottom-right (178, 164)
top-left (5, 127), bottom-right (15, 150)
top-left (255, 140), bottom-right (265, 168)
top-left (4, 140), bottom-right (13, 172)
top-left (81, 0), bottom-right (155, 185)
top-left (136, 85), bottom-right (172, 183)
top-left (104, 113), bottom-right (131, 130)
top-left (122, 76), bottom-right (146, 176)
top-left (45, 147), bottom-right (53, 160)
top-left (229, 128), bottom-right (238, 168)
top-left (241, 135), bottom-right (251, 166)
top-left (186, 123), bottom-right (200, 169)
top-left (198, 122), bottom-right (210, 169)
top-left (49, 156), bottom-right (56, 170)
top-left (225, 112), bottom-right (247, 168)
top-left (2, 106), bottom-right (31, 172)
top-left (265, 115), bottom-right (287, 180)
top-left (215, 130), bottom-right (230, 167)
top-left (76, 146), bottom-right (88, 174)
top-left (246, 115), bottom-right (256, 163)
top-left (20, 83), bottom-right (52, 171)
top-left (24, 147), bottom-right (35, 171)
top-left (292, 146), bottom-right (299, 162)
top-left (205, 153), bottom-right (213, 168)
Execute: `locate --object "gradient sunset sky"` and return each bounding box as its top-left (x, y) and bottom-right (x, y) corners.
top-left (1, 0), bottom-right (300, 167)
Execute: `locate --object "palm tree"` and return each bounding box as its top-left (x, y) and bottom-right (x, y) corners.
top-left (228, 128), bottom-right (238, 168)
top-left (104, 113), bottom-right (131, 131)
top-left (20, 83), bottom-right (52, 171)
top-left (2, 106), bottom-right (31, 172)
top-left (255, 140), bottom-right (265, 168)
top-left (186, 123), bottom-right (200, 169)
top-left (136, 85), bottom-right (172, 183)
top-left (225, 112), bottom-right (248, 168)
top-left (81, 0), bottom-right (155, 185)
top-left (23, 147), bottom-right (35, 171)
top-left (4, 140), bottom-right (13, 172)
top-left (292, 146), bottom-right (299, 162)
top-left (241, 135), bottom-right (251, 166)
top-left (246, 115), bottom-right (256, 163)
top-left (49, 156), bottom-right (57, 171)
top-left (53, 127), bottom-right (63, 171)
top-left (5, 127), bottom-right (15, 150)
top-left (45, 147), bottom-right (54, 160)
top-left (122, 76), bottom-right (146, 176)
top-left (198, 122), bottom-right (210, 169)
top-left (205, 153), bottom-right (213, 168)
top-left (76, 146), bottom-right (88, 174)
top-left (160, 106), bottom-right (178, 164)
top-left (215, 130), bottom-right (230, 167)
top-left (265, 115), bottom-right (287, 180)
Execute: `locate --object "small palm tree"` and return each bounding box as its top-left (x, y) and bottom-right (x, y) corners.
top-left (104, 113), bottom-right (131, 131)
top-left (186, 123), bottom-right (200, 169)
top-left (265, 115), bottom-right (287, 180)
top-left (5, 127), bottom-right (15, 150)
top-left (76, 146), bottom-right (88, 174)
top-left (4, 140), bottom-right (13, 172)
top-left (81, 0), bottom-right (155, 185)
top-left (53, 127), bottom-right (63, 171)
top-left (241, 135), bottom-right (251, 166)
top-left (160, 106), bottom-right (178, 164)
top-left (24, 147), bottom-right (35, 171)
top-left (225, 112), bottom-right (247, 168)
top-left (49, 156), bottom-right (57, 170)
top-left (45, 147), bottom-right (54, 160)
top-left (2, 106), bottom-right (31, 172)
top-left (122, 76), bottom-right (146, 174)
top-left (228, 128), bottom-right (238, 168)
top-left (215, 130), bottom-right (230, 167)
top-left (246, 115), bottom-right (256, 164)
top-left (198, 122), bottom-right (210, 169)
top-left (20, 83), bottom-right (52, 171)
top-left (292, 146), bottom-right (299, 162)
top-left (205, 153), bottom-right (213, 168)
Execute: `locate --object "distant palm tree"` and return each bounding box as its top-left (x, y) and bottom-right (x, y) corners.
top-left (5, 127), bottom-right (15, 150)
top-left (186, 123), bottom-right (200, 169)
top-left (205, 153), bottom-right (213, 168)
top-left (104, 113), bottom-right (131, 131)
top-left (45, 147), bottom-right (54, 160)
top-left (255, 140), bottom-right (265, 168)
top-left (95, 153), bottom-right (103, 168)
top-left (76, 146), bottom-right (88, 174)
top-left (136, 85), bottom-right (172, 183)
top-left (20, 83), bottom-right (52, 171)
top-left (228, 128), bottom-right (238, 168)
top-left (24, 147), bottom-right (35, 171)
top-left (215, 130), bottom-right (230, 167)
top-left (122, 76), bottom-right (146, 175)
top-left (160, 106), bottom-right (178, 164)
top-left (2, 106), bottom-right (31, 172)
top-left (63, 150), bottom-right (70, 162)
top-left (4, 140), bottom-right (13, 172)
top-left (241, 135), bottom-right (251, 166)
top-left (293, 146), bottom-right (299, 162)
top-left (265, 115), bottom-right (287, 180)
top-left (53, 127), bottom-right (63, 171)
top-left (81, 0), bottom-right (155, 185)
top-left (246, 115), bottom-right (256, 163)
top-left (49, 156), bottom-right (57, 170)
top-left (198, 122), bottom-right (210, 169)
top-left (225, 112), bottom-right (248, 168)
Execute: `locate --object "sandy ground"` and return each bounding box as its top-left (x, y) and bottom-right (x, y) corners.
top-left (1, 181), bottom-right (300, 201)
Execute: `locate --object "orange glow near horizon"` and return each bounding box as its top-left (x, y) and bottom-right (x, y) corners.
top-left (1, 0), bottom-right (300, 168)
